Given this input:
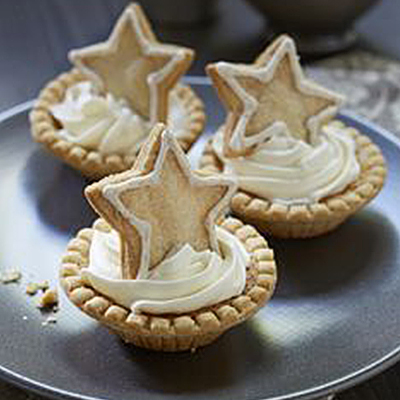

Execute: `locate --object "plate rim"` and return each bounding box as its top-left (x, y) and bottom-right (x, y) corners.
top-left (0, 99), bottom-right (399, 400)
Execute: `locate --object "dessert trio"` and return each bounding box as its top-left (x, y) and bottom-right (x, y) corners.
top-left (29, 3), bottom-right (386, 351)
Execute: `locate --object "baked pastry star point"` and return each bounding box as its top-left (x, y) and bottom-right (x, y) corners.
top-left (85, 124), bottom-right (237, 280)
top-left (207, 35), bottom-right (344, 156)
top-left (69, 3), bottom-right (194, 125)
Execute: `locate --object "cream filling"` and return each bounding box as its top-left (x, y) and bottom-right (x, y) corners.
top-left (50, 81), bottom-right (190, 156)
top-left (81, 227), bottom-right (248, 315)
top-left (213, 123), bottom-right (360, 204)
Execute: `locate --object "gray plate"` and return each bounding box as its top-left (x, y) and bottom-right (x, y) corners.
top-left (0, 81), bottom-right (399, 400)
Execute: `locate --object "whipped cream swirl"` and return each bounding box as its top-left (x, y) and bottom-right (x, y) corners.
top-left (213, 123), bottom-right (360, 204)
top-left (50, 81), bottom-right (189, 156)
top-left (82, 227), bottom-right (248, 314)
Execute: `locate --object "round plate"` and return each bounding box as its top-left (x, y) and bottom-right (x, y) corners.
top-left (0, 81), bottom-right (399, 400)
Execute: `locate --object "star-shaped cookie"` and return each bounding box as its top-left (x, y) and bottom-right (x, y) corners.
top-left (69, 3), bottom-right (194, 125)
top-left (207, 35), bottom-right (344, 157)
top-left (85, 124), bottom-right (237, 280)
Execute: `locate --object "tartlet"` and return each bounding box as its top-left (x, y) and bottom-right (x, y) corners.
top-left (60, 217), bottom-right (276, 351)
top-left (29, 3), bottom-right (205, 179)
top-left (60, 124), bottom-right (277, 351)
top-left (200, 35), bottom-right (386, 238)
top-left (30, 70), bottom-right (205, 179)
top-left (200, 120), bottom-right (386, 238)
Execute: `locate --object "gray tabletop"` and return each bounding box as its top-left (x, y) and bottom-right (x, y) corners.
top-left (1, 0), bottom-right (400, 399)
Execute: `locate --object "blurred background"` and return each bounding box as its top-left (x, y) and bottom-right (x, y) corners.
top-left (0, 0), bottom-right (399, 112)
top-left (1, 1), bottom-right (400, 399)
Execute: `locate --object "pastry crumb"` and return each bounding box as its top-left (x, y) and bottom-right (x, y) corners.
top-left (1, 269), bottom-right (22, 284)
top-left (42, 316), bottom-right (57, 326)
top-left (38, 289), bottom-right (58, 309)
top-left (26, 280), bottom-right (50, 295)
top-left (26, 283), bottom-right (39, 295)
top-left (52, 305), bottom-right (59, 313)
top-left (38, 280), bottom-right (50, 291)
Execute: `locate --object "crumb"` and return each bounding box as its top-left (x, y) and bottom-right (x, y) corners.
top-left (26, 282), bottom-right (39, 295)
top-left (38, 289), bottom-right (58, 309)
top-left (38, 280), bottom-right (50, 291)
top-left (26, 280), bottom-right (50, 296)
top-left (1, 269), bottom-right (22, 284)
top-left (42, 316), bottom-right (57, 326)
top-left (22, 316), bottom-right (28, 321)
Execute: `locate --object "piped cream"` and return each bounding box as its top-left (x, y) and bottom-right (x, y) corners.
top-left (82, 227), bottom-right (248, 314)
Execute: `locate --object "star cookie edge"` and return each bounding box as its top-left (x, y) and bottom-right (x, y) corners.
top-left (68, 3), bottom-right (194, 124)
top-left (207, 35), bottom-right (345, 156)
top-left (85, 124), bottom-right (237, 279)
